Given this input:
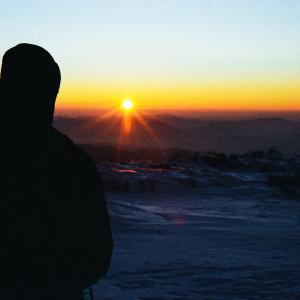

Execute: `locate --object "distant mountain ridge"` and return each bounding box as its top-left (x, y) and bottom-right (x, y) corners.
top-left (54, 114), bottom-right (300, 156)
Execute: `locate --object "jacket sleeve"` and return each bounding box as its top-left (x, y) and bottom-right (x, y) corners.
top-left (83, 164), bottom-right (113, 284)
top-left (77, 160), bottom-right (113, 288)
top-left (58, 149), bottom-right (113, 290)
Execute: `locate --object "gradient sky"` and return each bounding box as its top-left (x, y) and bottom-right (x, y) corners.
top-left (1, 0), bottom-right (300, 111)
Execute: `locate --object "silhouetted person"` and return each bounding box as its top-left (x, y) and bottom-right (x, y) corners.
top-left (0, 44), bottom-right (113, 300)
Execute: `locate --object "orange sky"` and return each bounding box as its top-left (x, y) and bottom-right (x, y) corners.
top-left (56, 78), bottom-right (300, 112)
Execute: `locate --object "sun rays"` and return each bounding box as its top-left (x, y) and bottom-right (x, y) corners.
top-left (99, 99), bottom-right (164, 152)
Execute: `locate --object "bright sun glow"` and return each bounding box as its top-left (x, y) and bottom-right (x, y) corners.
top-left (122, 99), bottom-right (134, 110)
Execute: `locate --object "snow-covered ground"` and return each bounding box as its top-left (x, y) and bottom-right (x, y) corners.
top-left (88, 151), bottom-right (300, 299)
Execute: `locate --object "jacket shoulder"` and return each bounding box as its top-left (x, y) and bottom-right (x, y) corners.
top-left (48, 127), bottom-right (97, 173)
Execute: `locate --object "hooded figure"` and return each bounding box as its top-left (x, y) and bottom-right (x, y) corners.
top-left (0, 44), bottom-right (113, 300)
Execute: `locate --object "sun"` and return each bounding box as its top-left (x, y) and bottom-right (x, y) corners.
top-left (122, 99), bottom-right (134, 111)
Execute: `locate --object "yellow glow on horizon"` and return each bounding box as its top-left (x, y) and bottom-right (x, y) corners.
top-left (56, 78), bottom-right (300, 111)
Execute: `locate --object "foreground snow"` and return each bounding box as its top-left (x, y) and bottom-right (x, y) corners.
top-left (87, 151), bottom-right (300, 299)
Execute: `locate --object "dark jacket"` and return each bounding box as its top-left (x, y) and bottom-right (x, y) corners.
top-left (1, 127), bottom-right (113, 299)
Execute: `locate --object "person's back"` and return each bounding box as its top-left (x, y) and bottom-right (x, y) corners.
top-left (0, 44), bottom-right (113, 299)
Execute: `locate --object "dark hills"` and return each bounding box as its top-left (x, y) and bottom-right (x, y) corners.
top-left (54, 113), bottom-right (300, 158)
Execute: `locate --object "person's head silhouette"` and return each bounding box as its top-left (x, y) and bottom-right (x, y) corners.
top-left (0, 43), bottom-right (61, 128)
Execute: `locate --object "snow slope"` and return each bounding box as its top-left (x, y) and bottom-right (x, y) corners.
top-left (87, 151), bottom-right (300, 299)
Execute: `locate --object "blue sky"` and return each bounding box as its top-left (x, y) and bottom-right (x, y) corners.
top-left (1, 0), bottom-right (300, 109)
